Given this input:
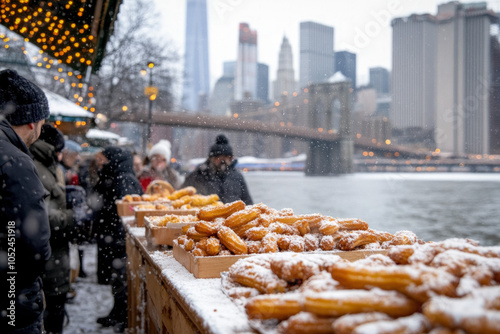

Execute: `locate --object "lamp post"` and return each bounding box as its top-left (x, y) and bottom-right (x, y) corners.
top-left (143, 61), bottom-right (157, 154)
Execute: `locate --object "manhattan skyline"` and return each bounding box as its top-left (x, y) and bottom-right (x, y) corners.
top-left (156, 0), bottom-right (500, 95)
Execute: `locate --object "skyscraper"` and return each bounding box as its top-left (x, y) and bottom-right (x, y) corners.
top-left (334, 51), bottom-right (357, 90)
top-left (392, 2), bottom-right (497, 155)
top-left (369, 67), bottom-right (390, 96)
top-left (235, 23), bottom-right (258, 100)
top-left (273, 36), bottom-right (296, 100)
top-left (299, 21), bottom-right (335, 89)
top-left (435, 2), bottom-right (496, 155)
top-left (209, 61), bottom-right (235, 116)
top-left (257, 63), bottom-right (269, 103)
top-left (392, 14), bottom-right (437, 133)
top-left (182, 0), bottom-right (210, 112)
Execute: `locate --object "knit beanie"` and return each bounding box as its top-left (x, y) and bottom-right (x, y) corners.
top-left (0, 69), bottom-right (50, 125)
top-left (209, 134), bottom-right (233, 157)
top-left (38, 124), bottom-right (65, 152)
top-left (148, 139), bottom-right (171, 162)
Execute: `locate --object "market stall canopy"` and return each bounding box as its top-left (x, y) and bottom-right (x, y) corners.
top-left (85, 128), bottom-right (133, 149)
top-left (86, 128), bottom-right (120, 140)
top-left (43, 88), bottom-right (94, 135)
top-left (44, 89), bottom-right (95, 120)
top-left (0, 0), bottom-right (123, 74)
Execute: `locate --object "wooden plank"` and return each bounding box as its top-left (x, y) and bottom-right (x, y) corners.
top-left (172, 240), bottom-right (192, 273)
top-left (160, 282), bottom-right (201, 334)
top-left (126, 236), bottom-right (146, 334)
top-left (146, 293), bottom-right (161, 334)
top-left (145, 220), bottom-right (192, 247)
top-left (127, 230), bottom-right (255, 334)
top-left (145, 263), bottom-right (163, 313)
top-left (116, 200), bottom-right (147, 216)
top-left (145, 258), bottom-right (201, 334)
top-left (173, 241), bottom-right (250, 278)
top-left (173, 240), bottom-right (389, 279)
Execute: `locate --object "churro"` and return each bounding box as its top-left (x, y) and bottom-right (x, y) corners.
top-left (245, 293), bottom-right (302, 320)
top-left (332, 312), bottom-right (392, 334)
top-left (229, 257), bottom-right (286, 294)
top-left (304, 288), bottom-right (420, 317)
top-left (197, 200), bottom-right (245, 221)
top-left (277, 312), bottom-right (336, 334)
top-left (168, 186), bottom-right (196, 200)
top-left (217, 226), bottom-right (248, 255)
top-left (224, 207), bottom-right (261, 228)
top-left (329, 261), bottom-right (459, 302)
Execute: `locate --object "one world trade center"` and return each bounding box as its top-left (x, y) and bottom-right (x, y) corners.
top-left (182, 0), bottom-right (210, 112)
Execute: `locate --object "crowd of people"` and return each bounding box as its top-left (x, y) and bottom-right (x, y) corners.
top-left (0, 69), bottom-right (253, 333)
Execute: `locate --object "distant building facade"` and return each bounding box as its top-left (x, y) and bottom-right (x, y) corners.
top-left (235, 23), bottom-right (258, 101)
top-left (490, 35), bottom-right (500, 154)
top-left (182, 0), bottom-right (210, 112)
top-left (335, 51), bottom-right (357, 90)
top-left (257, 63), bottom-right (269, 103)
top-left (369, 67), bottom-right (390, 96)
top-left (299, 21), bottom-right (335, 89)
top-left (209, 61), bottom-right (235, 116)
top-left (353, 86), bottom-right (391, 144)
top-left (392, 1), bottom-right (499, 155)
top-left (434, 2), bottom-right (497, 155)
top-left (392, 13), bottom-right (437, 134)
top-left (273, 36), bottom-right (297, 100)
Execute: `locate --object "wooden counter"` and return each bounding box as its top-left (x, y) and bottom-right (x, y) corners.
top-left (125, 222), bottom-right (255, 334)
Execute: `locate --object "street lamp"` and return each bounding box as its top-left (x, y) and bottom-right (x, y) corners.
top-left (143, 61), bottom-right (158, 153)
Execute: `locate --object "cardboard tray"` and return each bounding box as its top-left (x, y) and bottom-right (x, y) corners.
top-left (135, 208), bottom-right (198, 227)
top-left (144, 217), bottom-right (194, 247)
top-left (116, 200), bottom-right (147, 217)
top-left (172, 240), bottom-right (389, 279)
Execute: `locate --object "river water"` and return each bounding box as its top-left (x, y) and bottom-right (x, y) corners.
top-left (244, 172), bottom-right (500, 246)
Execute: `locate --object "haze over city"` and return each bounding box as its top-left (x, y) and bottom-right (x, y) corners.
top-left (156, 0), bottom-right (500, 92)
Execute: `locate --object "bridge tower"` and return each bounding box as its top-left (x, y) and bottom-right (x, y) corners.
top-left (306, 81), bottom-right (353, 175)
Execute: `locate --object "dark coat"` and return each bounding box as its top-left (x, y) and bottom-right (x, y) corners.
top-left (30, 139), bottom-right (74, 298)
top-left (0, 119), bottom-right (51, 330)
top-left (182, 159), bottom-right (253, 205)
top-left (93, 147), bottom-right (143, 284)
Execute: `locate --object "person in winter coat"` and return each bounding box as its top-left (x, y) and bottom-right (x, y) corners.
top-left (138, 139), bottom-right (184, 191)
top-left (0, 69), bottom-right (51, 333)
top-left (60, 139), bottom-right (81, 186)
top-left (93, 146), bottom-right (143, 332)
top-left (182, 134), bottom-right (253, 205)
top-left (30, 124), bottom-right (74, 334)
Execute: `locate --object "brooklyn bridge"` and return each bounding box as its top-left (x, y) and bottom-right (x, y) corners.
top-left (116, 104), bottom-right (432, 176)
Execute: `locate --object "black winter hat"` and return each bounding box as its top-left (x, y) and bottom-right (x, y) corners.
top-left (38, 124), bottom-right (65, 152)
top-left (209, 134), bottom-right (233, 157)
top-left (0, 69), bottom-right (50, 125)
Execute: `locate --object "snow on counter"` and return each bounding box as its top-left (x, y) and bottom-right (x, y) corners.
top-left (128, 226), bottom-right (145, 238)
top-left (149, 250), bottom-right (253, 334)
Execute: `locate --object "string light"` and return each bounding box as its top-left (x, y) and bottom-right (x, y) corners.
top-left (0, 1), bottom-right (113, 112)
top-left (0, 0), bottom-right (96, 72)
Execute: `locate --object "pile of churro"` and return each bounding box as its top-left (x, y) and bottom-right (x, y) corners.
top-left (176, 200), bottom-right (422, 257)
top-left (148, 214), bottom-right (199, 227)
top-left (134, 203), bottom-right (171, 211)
top-left (122, 193), bottom-right (170, 202)
top-left (222, 238), bottom-right (500, 333)
top-left (124, 186), bottom-right (222, 210)
top-left (168, 186), bottom-right (223, 209)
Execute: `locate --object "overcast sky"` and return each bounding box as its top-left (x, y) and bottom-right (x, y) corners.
top-left (155, 0), bottom-right (500, 95)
